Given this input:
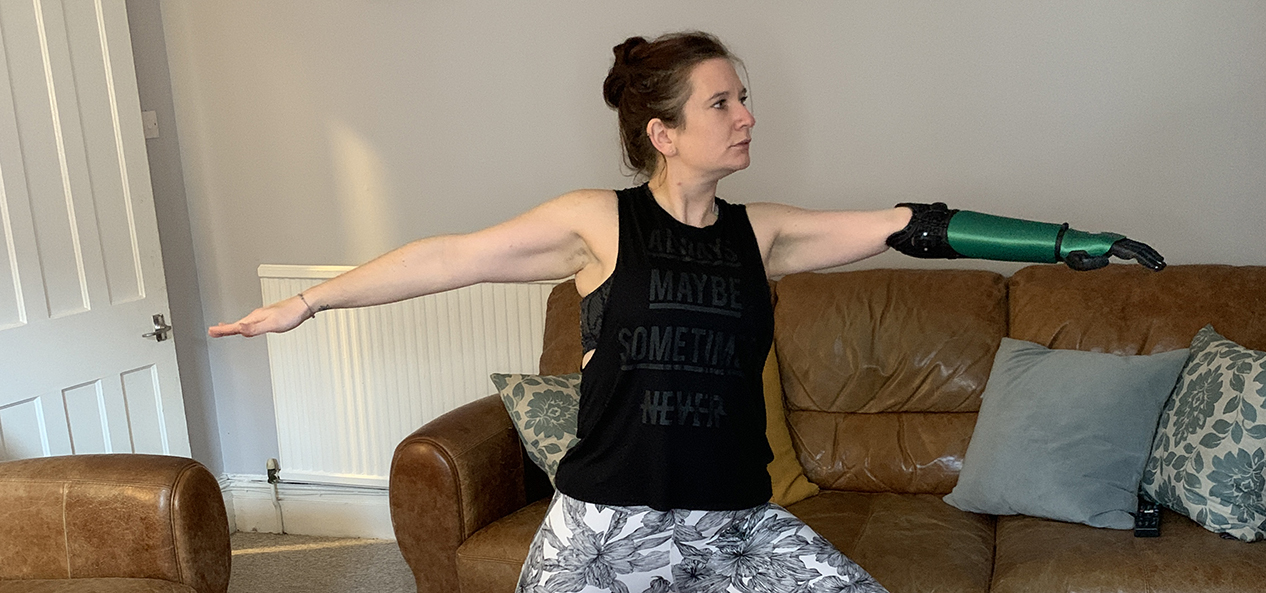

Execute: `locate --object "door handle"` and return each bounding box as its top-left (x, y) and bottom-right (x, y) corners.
top-left (142, 313), bottom-right (172, 342)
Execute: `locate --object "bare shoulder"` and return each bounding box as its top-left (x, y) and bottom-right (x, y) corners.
top-left (743, 201), bottom-right (802, 249)
top-left (744, 201), bottom-right (800, 224)
top-left (545, 189), bottom-right (619, 292)
top-left (542, 189), bottom-right (618, 236)
top-left (548, 188), bottom-right (618, 215)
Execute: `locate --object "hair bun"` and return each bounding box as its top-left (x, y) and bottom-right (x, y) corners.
top-left (613, 36), bottom-right (648, 67)
top-left (603, 36), bottom-right (647, 108)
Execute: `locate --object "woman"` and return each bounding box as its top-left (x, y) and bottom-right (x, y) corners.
top-left (212, 32), bottom-right (1161, 593)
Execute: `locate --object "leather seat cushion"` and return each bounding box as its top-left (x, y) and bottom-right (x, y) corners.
top-left (0, 579), bottom-right (196, 593)
top-left (992, 510), bottom-right (1266, 593)
top-left (787, 491), bottom-right (995, 593)
top-left (455, 496), bottom-right (551, 593)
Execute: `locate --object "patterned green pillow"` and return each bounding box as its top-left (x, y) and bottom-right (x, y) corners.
top-left (1141, 325), bottom-right (1266, 541)
top-left (491, 373), bottom-right (581, 486)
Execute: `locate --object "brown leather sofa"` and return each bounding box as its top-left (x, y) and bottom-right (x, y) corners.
top-left (390, 264), bottom-right (1266, 593)
top-left (0, 454), bottom-right (231, 593)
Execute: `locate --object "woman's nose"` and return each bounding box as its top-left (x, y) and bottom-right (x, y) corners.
top-left (737, 105), bottom-right (755, 129)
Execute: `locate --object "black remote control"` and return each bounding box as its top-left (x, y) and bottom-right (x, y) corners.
top-left (1134, 496), bottom-right (1161, 537)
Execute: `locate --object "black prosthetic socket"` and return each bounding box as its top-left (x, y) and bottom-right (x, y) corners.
top-left (886, 202), bottom-right (962, 259)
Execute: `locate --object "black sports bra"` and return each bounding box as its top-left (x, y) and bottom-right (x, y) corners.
top-left (579, 273), bottom-right (613, 353)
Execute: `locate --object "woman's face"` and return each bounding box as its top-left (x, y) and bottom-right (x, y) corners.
top-left (667, 58), bottom-right (755, 179)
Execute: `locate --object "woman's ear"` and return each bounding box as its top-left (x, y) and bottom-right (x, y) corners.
top-left (646, 118), bottom-right (677, 158)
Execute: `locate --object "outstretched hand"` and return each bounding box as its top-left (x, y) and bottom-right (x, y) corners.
top-left (208, 296), bottom-right (312, 338)
top-left (1065, 238), bottom-right (1166, 272)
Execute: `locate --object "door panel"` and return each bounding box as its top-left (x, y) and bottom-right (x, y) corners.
top-left (64, 380), bottom-right (110, 453)
top-left (0, 398), bottom-right (49, 458)
top-left (121, 365), bottom-right (167, 454)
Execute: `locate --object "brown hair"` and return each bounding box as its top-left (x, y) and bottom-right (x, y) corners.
top-left (602, 31), bottom-right (736, 178)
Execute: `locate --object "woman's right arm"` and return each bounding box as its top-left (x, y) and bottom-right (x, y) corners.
top-left (209, 189), bottom-right (615, 338)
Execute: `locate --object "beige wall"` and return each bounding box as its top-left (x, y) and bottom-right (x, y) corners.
top-left (153, 0), bottom-right (1266, 474)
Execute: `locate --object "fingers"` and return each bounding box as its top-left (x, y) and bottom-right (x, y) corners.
top-left (208, 321), bottom-right (252, 338)
top-left (1111, 238), bottom-right (1166, 271)
top-left (1065, 239), bottom-right (1167, 272)
top-left (209, 301), bottom-right (312, 338)
top-left (208, 309), bottom-right (267, 338)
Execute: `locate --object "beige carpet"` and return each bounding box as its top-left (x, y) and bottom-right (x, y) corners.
top-left (229, 532), bottom-right (417, 593)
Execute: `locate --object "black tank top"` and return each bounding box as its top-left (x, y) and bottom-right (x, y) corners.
top-left (553, 184), bottom-right (775, 511)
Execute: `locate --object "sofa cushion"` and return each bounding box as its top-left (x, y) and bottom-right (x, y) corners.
top-left (775, 269), bottom-right (1006, 414)
top-left (1007, 264), bottom-right (1266, 356)
top-left (775, 269), bottom-right (1007, 493)
top-left (991, 511), bottom-right (1266, 593)
top-left (455, 497), bottom-right (552, 593)
top-left (787, 491), bottom-right (994, 593)
top-left (944, 338), bottom-right (1188, 529)
top-left (539, 282), bottom-right (583, 375)
top-left (787, 411), bottom-right (978, 494)
top-left (1142, 325), bottom-right (1266, 541)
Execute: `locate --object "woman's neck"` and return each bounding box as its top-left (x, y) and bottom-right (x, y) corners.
top-left (647, 169), bottom-right (720, 228)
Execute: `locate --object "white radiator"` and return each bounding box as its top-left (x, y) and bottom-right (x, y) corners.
top-left (259, 264), bottom-right (559, 488)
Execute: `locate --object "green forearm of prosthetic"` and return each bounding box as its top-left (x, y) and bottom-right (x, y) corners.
top-left (946, 211), bottom-right (1124, 263)
top-left (887, 202), bottom-right (1165, 271)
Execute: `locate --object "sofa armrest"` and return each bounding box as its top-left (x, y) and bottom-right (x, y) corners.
top-left (390, 394), bottom-right (544, 593)
top-left (0, 454), bottom-right (231, 593)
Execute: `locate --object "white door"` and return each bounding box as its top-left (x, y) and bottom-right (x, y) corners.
top-left (0, 0), bottom-right (188, 460)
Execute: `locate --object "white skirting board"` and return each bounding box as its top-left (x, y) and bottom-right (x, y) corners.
top-left (218, 474), bottom-right (394, 540)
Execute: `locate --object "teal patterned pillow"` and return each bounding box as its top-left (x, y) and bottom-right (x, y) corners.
top-left (1141, 325), bottom-right (1266, 541)
top-left (491, 373), bottom-right (581, 486)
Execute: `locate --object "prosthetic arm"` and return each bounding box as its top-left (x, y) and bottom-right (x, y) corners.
top-left (885, 202), bottom-right (1165, 271)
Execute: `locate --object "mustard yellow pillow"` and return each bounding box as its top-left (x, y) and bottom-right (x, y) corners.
top-left (764, 344), bottom-right (819, 507)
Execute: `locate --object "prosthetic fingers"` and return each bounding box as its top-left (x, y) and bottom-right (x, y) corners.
top-left (885, 202), bottom-right (1165, 271)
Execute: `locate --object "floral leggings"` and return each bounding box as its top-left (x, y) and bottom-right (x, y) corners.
top-left (517, 492), bottom-right (889, 593)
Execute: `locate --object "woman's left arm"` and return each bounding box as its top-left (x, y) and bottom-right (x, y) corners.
top-left (749, 201), bottom-right (1166, 278)
top-left (747, 203), bottom-right (912, 277)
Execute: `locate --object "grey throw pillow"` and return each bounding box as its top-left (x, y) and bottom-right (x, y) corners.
top-left (491, 373), bottom-right (581, 486)
top-left (1140, 325), bottom-right (1266, 541)
top-left (944, 338), bottom-right (1188, 529)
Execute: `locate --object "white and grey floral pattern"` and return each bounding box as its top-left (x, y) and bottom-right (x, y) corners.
top-left (1141, 325), bottom-right (1266, 541)
top-left (492, 373), bottom-right (583, 486)
top-left (518, 492), bottom-right (888, 593)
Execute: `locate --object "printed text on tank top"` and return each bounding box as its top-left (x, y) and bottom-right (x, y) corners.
top-left (579, 193), bottom-right (726, 368)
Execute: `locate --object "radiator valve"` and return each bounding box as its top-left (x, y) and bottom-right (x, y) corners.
top-left (266, 458), bottom-right (281, 484)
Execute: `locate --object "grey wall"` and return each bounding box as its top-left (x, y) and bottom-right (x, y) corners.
top-left (150, 0), bottom-right (1265, 476)
top-left (127, 0), bottom-right (221, 473)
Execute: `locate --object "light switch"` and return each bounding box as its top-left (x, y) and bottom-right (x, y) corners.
top-left (142, 110), bottom-right (159, 139)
